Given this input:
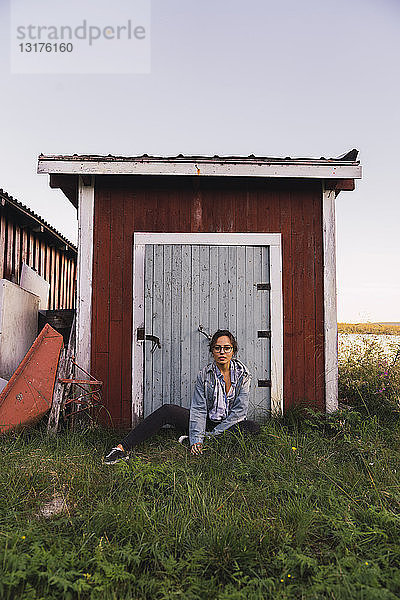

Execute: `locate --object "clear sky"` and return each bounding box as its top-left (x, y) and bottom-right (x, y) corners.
top-left (0, 0), bottom-right (399, 322)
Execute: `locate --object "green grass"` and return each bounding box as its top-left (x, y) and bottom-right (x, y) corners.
top-left (1, 338), bottom-right (400, 599)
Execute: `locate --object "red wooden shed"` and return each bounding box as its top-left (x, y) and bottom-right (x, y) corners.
top-left (0, 187), bottom-right (76, 310)
top-left (38, 153), bottom-right (362, 427)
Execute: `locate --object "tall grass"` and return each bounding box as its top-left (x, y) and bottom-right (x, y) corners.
top-left (338, 323), bottom-right (400, 335)
top-left (1, 338), bottom-right (400, 599)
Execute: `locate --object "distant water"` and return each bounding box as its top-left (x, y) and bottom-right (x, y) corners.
top-left (338, 333), bottom-right (400, 357)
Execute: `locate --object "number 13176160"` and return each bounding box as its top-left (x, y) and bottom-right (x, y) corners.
top-left (19, 43), bottom-right (73, 52)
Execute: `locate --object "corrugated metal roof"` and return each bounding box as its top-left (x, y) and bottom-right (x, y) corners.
top-left (0, 187), bottom-right (77, 252)
top-left (38, 149), bottom-right (360, 165)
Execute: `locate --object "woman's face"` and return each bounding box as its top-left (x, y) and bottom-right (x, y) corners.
top-left (212, 335), bottom-right (234, 369)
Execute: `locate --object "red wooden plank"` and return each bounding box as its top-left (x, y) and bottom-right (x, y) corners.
top-left (110, 194), bottom-right (124, 322)
top-left (48, 248), bottom-right (53, 309)
top-left (202, 180), bottom-right (221, 232)
top-left (71, 259), bottom-right (75, 309)
top-left (279, 189), bottom-right (294, 410)
top-left (49, 247), bottom-right (55, 309)
top-left (43, 245), bottom-right (51, 310)
top-left (90, 195), bottom-right (99, 359)
top-left (313, 192), bottom-right (325, 409)
top-left (29, 234), bottom-right (35, 268)
top-left (54, 250), bottom-right (60, 310)
top-left (292, 192), bottom-right (306, 407)
top-left (14, 226), bottom-right (21, 282)
top-left (325, 179), bottom-right (355, 192)
top-left (92, 187), bottom-right (111, 354)
top-left (260, 184), bottom-right (281, 404)
top-left (63, 256), bottom-right (69, 309)
top-left (40, 241), bottom-right (45, 277)
top-left (121, 188), bottom-right (135, 426)
top-left (65, 259), bottom-right (71, 309)
top-left (50, 249), bottom-right (54, 310)
top-left (70, 261), bottom-right (76, 309)
top-left (209, 187), bottom-right (233, 233)
top-left (121, 200), bottom-right (132, 423)
top-left (108, 319), bottom-right (123, 425)
top-left (63, 254), bottom-right (67, 309)
top-left (59, 253), bottom-right (65, 309)
top-left (45, 246), bottom-right (51, 283)
top-left (70, 261), bottom-right (75, 309)
top-left (302, 187), bottom-right (317, 409)
top-left (0, 213), bottom-right (6, 278)
top-left (21, 229), bottom-right (28, 266)
top-left (92, 352), bottom-right (110, 426)
top-left (253, 182), bottom-right (269, 234)
top-left (34, 237), bottom-right (40, 273)
top-left (5, 220), bottom-right (14, 279)
top-left (64, 256), bottom-right (69, 309)
top-left (190, 178), bottom-right (203, 232)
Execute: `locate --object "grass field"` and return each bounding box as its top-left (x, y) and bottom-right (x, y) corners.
top-left (1, 337), bottom-right (400, 599)
top-left (338, 323), bottom-right (400, 335)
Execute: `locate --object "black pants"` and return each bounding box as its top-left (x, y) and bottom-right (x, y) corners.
top-left (121, 403), bottom-right (261, 451)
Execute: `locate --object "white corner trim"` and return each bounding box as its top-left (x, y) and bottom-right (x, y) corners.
top-left (132, 233), bottom-right (284, 423)
top-left (270, 244), bottom-right (284, 415)
top-left (38, 158), bottom-right (362, 180)
top-left (132, 244), bottom-right (145, 424)
top-left (76, 176), bottom-right (94, 374)
top-left (323, 187), bottom-right (338, 413)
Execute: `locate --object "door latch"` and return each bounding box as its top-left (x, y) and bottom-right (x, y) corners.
top-left (257, 331), bottom-right (271, 338)
top-left (137, 328), bottom-right (161, 353)
top-left (198, 325), bottom-right (212, 341)
top-left (258, 379), bottom-right (271, 387)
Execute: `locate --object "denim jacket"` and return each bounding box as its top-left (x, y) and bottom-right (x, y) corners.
top-left (189, 358), bottom-right (251, 446)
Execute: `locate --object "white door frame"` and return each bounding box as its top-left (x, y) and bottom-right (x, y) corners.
top-left (76, 176), bottom-right (94, 374)
top-left (132, 232), bottom-right (283, 425)
top-left (322, 187), bottom-right (339, 413)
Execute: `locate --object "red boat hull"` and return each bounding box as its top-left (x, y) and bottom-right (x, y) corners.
top-left (0, 324), bottom-right (63, 434)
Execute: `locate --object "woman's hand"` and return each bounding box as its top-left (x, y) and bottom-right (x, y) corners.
top-left (190, 443), bottom-right (203, 455)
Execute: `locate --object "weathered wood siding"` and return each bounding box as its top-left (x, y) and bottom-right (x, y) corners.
top-left (143, 244), bottom-right (271, 420)
top-left (91, 176), bottom-right (325, 427)
top-left (0, 203), bottom-right (76, 310)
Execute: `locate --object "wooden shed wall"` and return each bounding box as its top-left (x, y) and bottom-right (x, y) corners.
top-left (0, 204), bottom-right (76, 310)
top-left (91, 176), bottom-right (325, 427)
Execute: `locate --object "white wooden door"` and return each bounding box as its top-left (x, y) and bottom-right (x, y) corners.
top-left (142, 244), bottom-right (272, 420)
top-left (132, 233), bottom-right (283, 424)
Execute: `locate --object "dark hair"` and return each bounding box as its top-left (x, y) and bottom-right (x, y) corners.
top-left (209, 330), bottom-right (238, 354)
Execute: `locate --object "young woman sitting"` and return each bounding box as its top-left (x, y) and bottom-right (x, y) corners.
top-left (104, 329), bottom-right (260, 464)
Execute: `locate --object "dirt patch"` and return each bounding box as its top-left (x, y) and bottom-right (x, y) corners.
top-left (38, 494), bottom-right (69, 518)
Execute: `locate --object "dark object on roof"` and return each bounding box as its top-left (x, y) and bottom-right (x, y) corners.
top-left (336, 149), bottom-right (359, 161)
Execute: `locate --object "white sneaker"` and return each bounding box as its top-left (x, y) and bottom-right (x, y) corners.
top-left (104, 447), bottom-right (129, 465)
